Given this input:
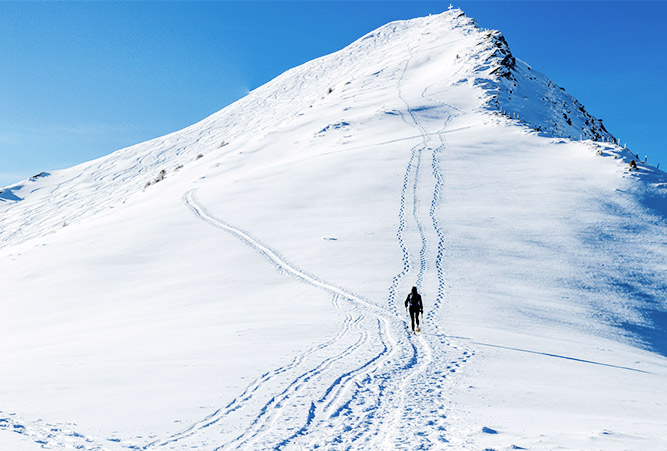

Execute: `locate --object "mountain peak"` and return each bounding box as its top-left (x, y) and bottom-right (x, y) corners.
top-left (0, 8), bottom-right (654, 247)
top-left (351, 8), bottom-right (617, 144)
top-left (471, 19), bottom-right (616, 143)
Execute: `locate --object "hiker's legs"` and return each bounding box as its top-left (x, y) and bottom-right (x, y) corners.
top-left (410, 309), bottom-right (416, 331)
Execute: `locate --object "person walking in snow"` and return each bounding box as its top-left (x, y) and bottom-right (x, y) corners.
top-left (405, 286), bottom-right (423, 334)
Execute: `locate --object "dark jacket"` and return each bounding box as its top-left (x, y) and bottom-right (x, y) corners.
top-left (405, 292), bottom-right (423, 313)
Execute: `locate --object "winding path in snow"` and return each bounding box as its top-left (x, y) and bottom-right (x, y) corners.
top-left (159, 45), bottom-right (475, 450)
top-left (1, 39), bottom-right (477, 451)
top-left (146, 39), bottom-right (479, 450)
top-left (145, 189), bottom-right (404, 449)
top-left (378, 44), bottom-right (477, 449)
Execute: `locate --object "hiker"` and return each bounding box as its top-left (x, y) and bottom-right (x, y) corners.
top-left (629, 159), bottom-right (637, 171)
top-left (405, 286), bottom-right (424, 333)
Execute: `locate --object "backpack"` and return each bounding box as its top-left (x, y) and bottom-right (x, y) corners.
top-left (409, 293), bottom-right (422, 309)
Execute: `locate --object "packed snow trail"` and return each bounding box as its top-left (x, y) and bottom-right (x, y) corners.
top-left (168, 190), bottom-right (402, 449)
top-left (145, 293), bottom-right (360, 448)
top-left (165, 39), bottom-right (476, 449)
top-left (164, 34), bottom-right (477, 449)
top-left (183, 190), bottom-right (390, 320)
top-left (375, 52), bottom-right (441, 450)
top-left (174, 182), bottom-right (476, 449)
top-left (373, 43), bottom-right (476, 449)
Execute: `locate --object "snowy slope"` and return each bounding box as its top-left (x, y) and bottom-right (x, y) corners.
top-left (2, 8), bottom-right (667, 450)
top-left (481, 30), bottom-right (616, 143)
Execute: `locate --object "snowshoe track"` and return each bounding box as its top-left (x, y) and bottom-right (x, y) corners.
top-left (380, 45), bottom-right (476, 449)
top-left (0, 37), bottom-right (477, 451)
top-left (158, 41), bottom-right (476, 450)
top-left (149, 190), bottom-right (405, 450)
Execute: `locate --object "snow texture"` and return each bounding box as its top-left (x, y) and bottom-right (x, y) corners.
top-left (2, 8), bottom-right (667, 451)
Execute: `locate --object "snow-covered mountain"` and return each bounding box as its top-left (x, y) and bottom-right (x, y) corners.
top-left (2, 8), bottom-right (666, 450)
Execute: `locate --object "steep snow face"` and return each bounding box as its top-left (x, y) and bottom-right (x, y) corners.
top-left (480, 30), bottom-right (617, 142)
top-left (2, 8), bottom-right (667, 451)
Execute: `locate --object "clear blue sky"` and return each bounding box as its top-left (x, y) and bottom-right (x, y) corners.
top-left (2, 1), bottom-right (666, 187)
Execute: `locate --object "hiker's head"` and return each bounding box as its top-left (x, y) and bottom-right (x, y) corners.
top-left (411, 286), bottom-right (418, 294)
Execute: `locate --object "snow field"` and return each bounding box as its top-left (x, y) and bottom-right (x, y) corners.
top-left (439, 122), bottom-right (667, 449)
top-left (2, 7), bottom-right (667, 450)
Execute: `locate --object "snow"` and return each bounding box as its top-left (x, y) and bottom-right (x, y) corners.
top-left (2, 8), bottom-right (667, 450)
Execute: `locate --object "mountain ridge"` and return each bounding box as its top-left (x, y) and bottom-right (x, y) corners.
top-left (0, 9), bottom-right (652, 251)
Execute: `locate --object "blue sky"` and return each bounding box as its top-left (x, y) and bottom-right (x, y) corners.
top-left (1, 1), bottom-right (666, 187)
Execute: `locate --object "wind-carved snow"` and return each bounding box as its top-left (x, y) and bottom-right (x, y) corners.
top-left (2, 8), bottom-right (667, 451)
top-left (476, 29), bottom-right (617, 143)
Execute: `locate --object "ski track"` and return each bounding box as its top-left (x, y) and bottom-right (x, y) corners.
top-left (0, 35), bottom-right (478, 450)
top-left (5, 13), bottom-right (656, 451)
top-left (242, 318), bottom-right (397, 451)
top-left (168, 190), bottom-right (403, 449)
top-left (145, 294), bottom-right (358, 449)
top-left (164, 40), bottom-right (476, 450)
top-left (220, 313), bottom-right (371, 450)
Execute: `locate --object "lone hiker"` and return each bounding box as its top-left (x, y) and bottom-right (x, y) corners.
top-left (405, 286), bottom-right (424, 334)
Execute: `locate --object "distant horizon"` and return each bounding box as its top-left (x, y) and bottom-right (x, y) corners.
top-left (2, 1), bottom-right (666, 187)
